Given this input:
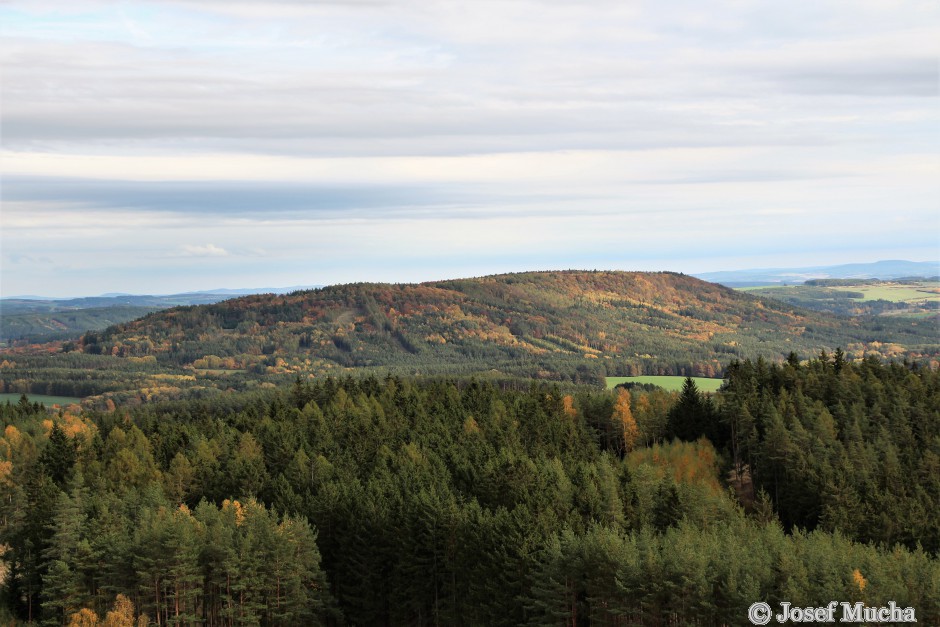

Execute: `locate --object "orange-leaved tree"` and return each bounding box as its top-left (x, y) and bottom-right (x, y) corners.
top-left (612, 388), bottom-right (639, 455)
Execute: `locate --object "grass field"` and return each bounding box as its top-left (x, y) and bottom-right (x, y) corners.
top-left (0, 393), bottom-right (83, 406)
top-left (605, 376), bottom-right (724, 392)
top-left (851, 283), bottom-right (939, 303)
top-left (737, 284), bottom-right (788, 291)
top-left (738, 281), bottom-right (939, 304)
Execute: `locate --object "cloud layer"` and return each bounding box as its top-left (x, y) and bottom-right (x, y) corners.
top-left (1, 0), bottom-right (938, 296)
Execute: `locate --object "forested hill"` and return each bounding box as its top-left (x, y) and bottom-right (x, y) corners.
top-left (80, 271), bottom-right (938, 381)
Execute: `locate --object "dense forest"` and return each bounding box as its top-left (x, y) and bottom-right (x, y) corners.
top-left (1, 354), bottom-right (937, 625)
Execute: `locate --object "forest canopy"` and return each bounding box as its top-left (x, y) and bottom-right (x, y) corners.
top-left (1, 353), bottom-right (937, 625)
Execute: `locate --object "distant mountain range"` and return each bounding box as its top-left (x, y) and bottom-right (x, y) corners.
top-left (693, 260), bottom-right (939, 286)
top-left (3, 285), bottom-right (323, 303)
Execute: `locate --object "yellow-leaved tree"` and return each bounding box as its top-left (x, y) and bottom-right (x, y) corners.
top-left (612, 388), bottom-right (639, 455)
top-left (562, 394), bottom-right (577, 419)
top-left (101, 594), bottom-right (135, 627)
top-left (67, 608), bottom-right (99, 627)
top-left (852, 568), bottom-right (867, 601)
top-left (67, 594), bottom-right (138, 627)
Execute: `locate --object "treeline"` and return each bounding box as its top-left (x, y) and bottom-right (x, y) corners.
top-left (1, 360), bottom-right (938, 625)
top-left (0, 354), bottom-right (171, 399)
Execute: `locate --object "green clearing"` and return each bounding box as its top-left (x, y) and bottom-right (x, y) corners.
top-left (0, 393), bottom-right (83, 406)
top-left (736, 281), bottom-right (938, 318)
top-left (605, 376), bottom-right (724, 392)
top-left (852, 283), bottom-right (939, 303)
top-left (737, 281), bottom-right (939, 304)
top-left (737, 284), bottom-right (789, 291)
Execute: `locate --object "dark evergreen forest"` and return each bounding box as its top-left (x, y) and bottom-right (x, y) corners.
top-left (0, 354), bottom-right (937, 625)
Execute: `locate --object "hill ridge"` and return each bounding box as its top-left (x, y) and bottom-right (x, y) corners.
top-left (79, 270), bottom-right (938, 382)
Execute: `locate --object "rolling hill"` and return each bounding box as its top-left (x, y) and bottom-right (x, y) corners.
top-left (0, 305), bottom-right (163, 343)
top-left (77, 270), bottom-right (939, 383)
top-left (1, 287), bottom-right (322, 343)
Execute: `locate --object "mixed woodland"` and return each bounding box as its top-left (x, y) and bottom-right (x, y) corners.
top-left (1, 354), bottom-right (938, 625)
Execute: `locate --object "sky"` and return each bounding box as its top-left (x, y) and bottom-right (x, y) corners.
top-left (1, 0), bottom-right (938, 297)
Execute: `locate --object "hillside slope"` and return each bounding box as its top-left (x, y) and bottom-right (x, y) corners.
top-left (1, 305), bottom-right (162, 342)
top-left (1, 289), bottom-right (319, 343)
top-left (80, 271), bottom-right (939, 381)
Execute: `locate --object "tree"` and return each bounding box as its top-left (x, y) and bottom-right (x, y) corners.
top-left (67, 608), bottom-right (100, 627)
top-left (668, 378), bottom-right (709, 442)
top-left (133, 504), bottom-right (201, 626)
top-left (41, 487), bottom-right (92, 626)
top-left (39, 422), bottom-right (76, 487)
top-left (164, 453), bottom-right (193, 505)
top-left (612, 388), bottom-right (639, 455)
top-left (229, 433), bottom-right (267, 498)
top-left (101, 594), bottom-right (135, 627)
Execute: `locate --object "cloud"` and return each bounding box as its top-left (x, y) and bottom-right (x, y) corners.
top-left (0, 0), bottom-right (937, 296)
top-left (177, 243), bottom-right (229, 257)
top-left (769, 58), bottom-right (939, 97)
top-left (0, 176), bottom-right (473, 218)
top-left (2, 1), bottom-right (936, 157)
top-left (4, 253), bottom-right (54, 265)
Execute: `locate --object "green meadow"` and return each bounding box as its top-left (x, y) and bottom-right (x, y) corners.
top-left (0, 393), bottom-right (83, 407)
top-left (605, 375), bottom-right (724, 392)
top-left (737, 284), bottom-right (788, 291)
top-left (739, 281), bottom-right (939, 304)
top-left (736, 280), bottom-right (938, 318)
top-left (852, 283), bottom-right (939, 303)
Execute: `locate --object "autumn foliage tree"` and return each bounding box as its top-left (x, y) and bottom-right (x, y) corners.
top-left (612, 388), bottom-right (639, 455)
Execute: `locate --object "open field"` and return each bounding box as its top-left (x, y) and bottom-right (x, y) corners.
top-left (851, 283), bottom-right (939, 302)
top-left (605, 376), bottom-right (724, 392)
top-left (0, 393), bottom-right (83, 406)
top-left (738, 280), bottom-right (939, 317)
top-left (740, 281), bottom-right (939, 303)
top-left (737, 284), bottom-right (789, 291)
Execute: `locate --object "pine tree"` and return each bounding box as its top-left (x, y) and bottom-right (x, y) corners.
top-left (40, 422), bottom-right (76, 487)
top-left (668, 378), bottom-right (711, 442)
top-left (41, 488), bottom-right (90, 626)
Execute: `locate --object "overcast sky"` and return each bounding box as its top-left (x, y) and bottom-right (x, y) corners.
top-left (2, 0), bottom-right (938, 296)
